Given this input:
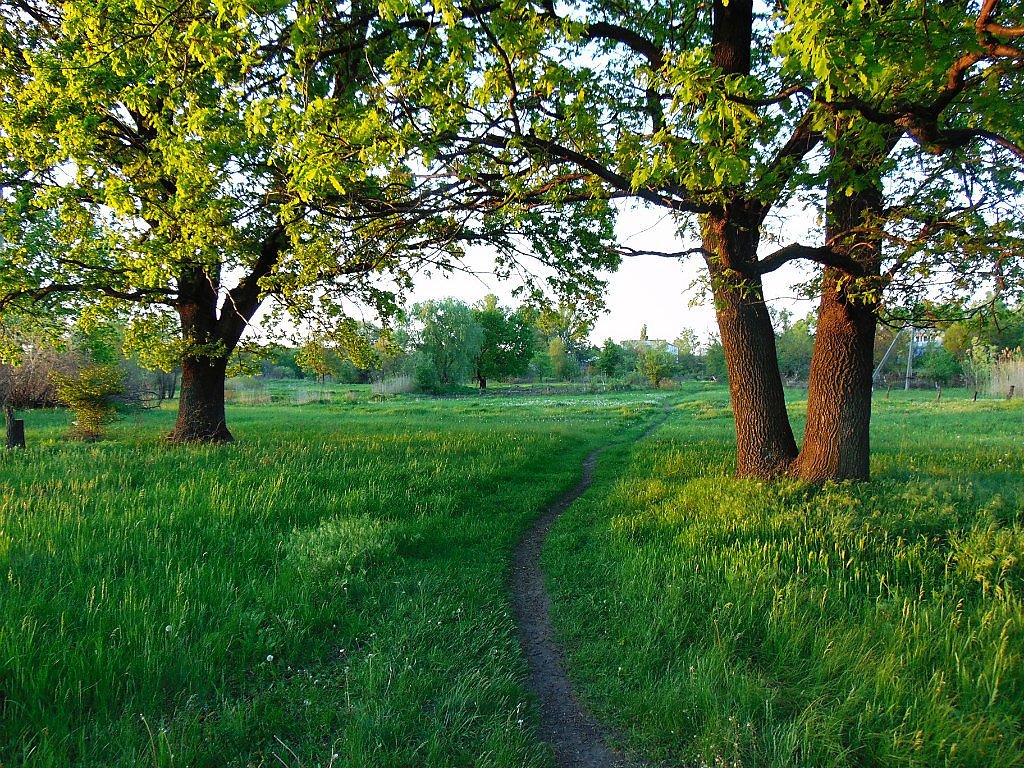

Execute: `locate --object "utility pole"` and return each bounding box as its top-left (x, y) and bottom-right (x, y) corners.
top-left (904, 326), bottom-right (915, 390)
top-left (873, 327), bottom-right (905, 387)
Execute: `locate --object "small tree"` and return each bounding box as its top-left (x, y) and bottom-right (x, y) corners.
top-left (918, 347), bottom-right (963, 386)
top-left (413, 300), bottom-right (483, 389)
top-left (596, 339), bottom-right (624, 379)
top-left (51, 364), bottom-right (125, 441)
top-left (471, 296), bottom-right (535, 389)
top-left (296, 341), bottom-right (343, 400)
top-left (637, 342), bottom-right (675, 388)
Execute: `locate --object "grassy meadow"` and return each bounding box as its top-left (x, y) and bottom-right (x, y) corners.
top-left (2, 384), bottom-right (1022, 767)
top-left (0, 392), bottom-right (660, 767)
top-left (546, 387), bottom-right (1024, 767)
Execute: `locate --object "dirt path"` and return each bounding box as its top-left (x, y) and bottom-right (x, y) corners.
top-left (510, 414), bottom-right (668, 768)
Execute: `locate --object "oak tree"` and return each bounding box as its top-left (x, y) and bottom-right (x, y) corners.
top-left (0, 0), bottom-right (618, 441)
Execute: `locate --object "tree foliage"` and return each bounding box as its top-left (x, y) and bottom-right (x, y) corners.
top-left (0, 0), bottom-right (620, 441)
top-left (471, 295), bottom-right (534, 388)
top-left (636, 341), bottom-right (674, 387)
top-left (51, 363), bottom-right (124, 441)
top-left (596, 338), bottom-right (624, 378)
top-left (413, 299), bottom-right (483, 389)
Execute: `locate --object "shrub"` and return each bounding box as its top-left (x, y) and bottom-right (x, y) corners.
top-left (51, 364), bottom-right (125, 440)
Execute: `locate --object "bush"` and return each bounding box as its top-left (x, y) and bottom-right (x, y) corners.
top-left (51, 364), bottom-right (125, 440)
top-left (918, 346), bottom-right (963, 386)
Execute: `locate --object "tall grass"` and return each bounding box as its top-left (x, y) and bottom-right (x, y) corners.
top-left (0, 394), bottom-right (657, 767)
top-left (371, 376), bottom-right (417, 396)
top-left (988, 355), bottom-right (1024, 398)
top-left (545, 387), bottom-right (1024, 767)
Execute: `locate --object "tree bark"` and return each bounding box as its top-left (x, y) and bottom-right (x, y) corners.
top-left (694, 0), bottom-right (797, 477)
top-left (169, 355), bottom-right (233, 442)
top-left (478, 374), bottom-right (487, 389)
top-left (168, 266), bottom-right (234, 443)
top-left (165, 231), bottom-right (286, 443)
top-left (703, 214), bottom-right (798, 477)
top-left (792, 185), bottom-right (884, 482)
top-left (791, 267), bottom-right (876, 481)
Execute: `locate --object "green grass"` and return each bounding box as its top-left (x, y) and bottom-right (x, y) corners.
top-left (0, 393), bottom-right (661, 767)
top-left (6, 385), bottom-right (1022, 767)
top-left (545, 385), bottom-right (1024, 767)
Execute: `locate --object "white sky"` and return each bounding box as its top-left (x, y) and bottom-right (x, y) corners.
top-left (405, 201), bottom-right (820, 347)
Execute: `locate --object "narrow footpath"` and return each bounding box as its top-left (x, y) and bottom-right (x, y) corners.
top-left (509, 411), bottom-right (669, 768)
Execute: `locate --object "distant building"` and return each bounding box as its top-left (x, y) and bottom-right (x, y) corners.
top-left (623, 339), bottom-right (679, 356)
top-left (912, 329), bottom-right (941, 358)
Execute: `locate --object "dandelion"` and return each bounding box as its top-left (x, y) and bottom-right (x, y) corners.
top-left (165, 625), bottom-right (172, 633)
top-left (266, 654), bottom-right (274, 662)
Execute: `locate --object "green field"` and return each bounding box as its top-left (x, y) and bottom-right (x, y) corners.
top-left (547, 388), bottom-right (1024, 767)
top-left (0, 393), bottom-right (660, 767)
top-left (2, 386), bottom-right (1022, 767)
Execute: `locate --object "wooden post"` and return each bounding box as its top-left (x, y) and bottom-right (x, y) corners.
top-left (5, 406), bottom-right (25, 449)
top-left (973, 390), bottom-right (978, 402)
top-left (936, 386), bottom-right (942, 403)
top-left (7, 419), bottom-right (25, 449)
top-left (1009, 385), bottom-right (1016, 400)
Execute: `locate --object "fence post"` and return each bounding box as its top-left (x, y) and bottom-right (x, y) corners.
top-left (5, 405), bottom-right (25, 449)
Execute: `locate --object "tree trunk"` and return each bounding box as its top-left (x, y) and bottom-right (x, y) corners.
top-left (792, 183), bottom-right (884, 482)
top-left (168, 356), bottom-right (233, 443)
top-left (703, 214), bottom-right (797, 477)
top-left (791, 267), bottom-right (876, 481)
top-left (168, 275), bottom-right (235, 444)
top-left (478, 374), bottom-right (487, 389)
top-left (166, 230), bottom-right (285, 444)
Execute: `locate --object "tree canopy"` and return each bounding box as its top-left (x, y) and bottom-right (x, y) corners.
top-left (1, 0), bottom-right (1022, 474)
top-left (382, 0), bottom-right (1024, 478)
top-left (0, 0), bottom-right (619, 440)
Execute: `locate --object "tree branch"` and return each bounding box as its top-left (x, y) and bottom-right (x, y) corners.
top-left (745, 242), bottom-right (867, 277)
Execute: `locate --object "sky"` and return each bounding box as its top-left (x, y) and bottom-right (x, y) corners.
top-left (405, 201), bottom-right (820, 348)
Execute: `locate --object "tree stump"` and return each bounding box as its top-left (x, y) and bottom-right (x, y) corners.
top-left (6, 418), bottom-right (25, 449)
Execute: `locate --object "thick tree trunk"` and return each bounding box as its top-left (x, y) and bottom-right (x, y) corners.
top-left (168, 271), bottom-right (235, 444)
top-left (478, 375), bottom-right (487, 389)
top-left (169, 356), bottom-right (233, 443)
top-left (165, 229), bottom-right (285, 444)
top-left (703, 215), bottom-right (797, 477)
top-left (792, 184), bottom-right (884, 482)
top-left (791, 267), bottom-right (876, 481)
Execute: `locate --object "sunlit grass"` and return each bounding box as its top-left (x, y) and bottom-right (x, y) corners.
top-left (546, 387), bottom-right (1023, 767)
top-left (0, 394), bottom-right (658, 767)
top-left (5, 385), bottom-right (1020, 767)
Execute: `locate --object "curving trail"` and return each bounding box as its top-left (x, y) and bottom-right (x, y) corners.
top-left (510, 412), bottom-right (668, 768)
